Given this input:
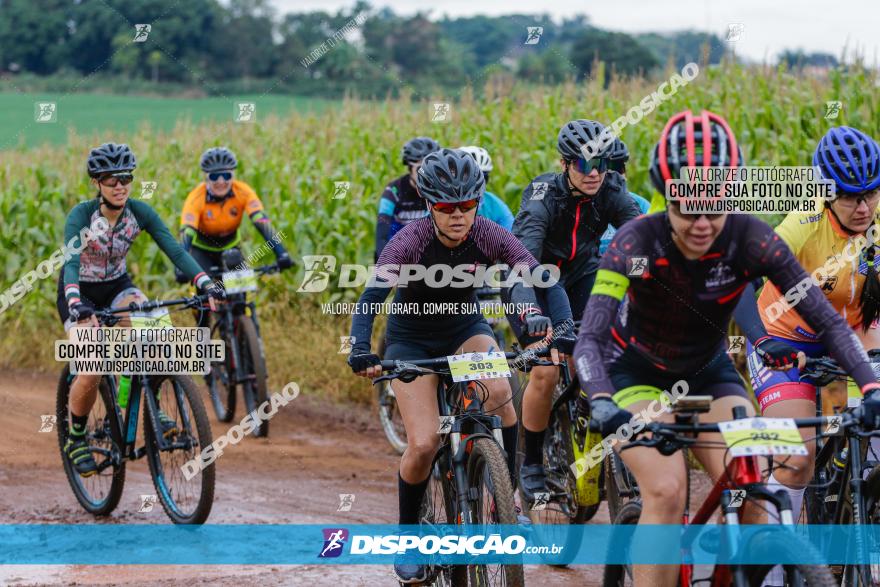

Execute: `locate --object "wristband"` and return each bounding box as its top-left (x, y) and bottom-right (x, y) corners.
top-left (861, 382), bottom-right (880, 396)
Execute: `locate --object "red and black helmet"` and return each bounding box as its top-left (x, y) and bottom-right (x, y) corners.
top-left (649, 110), bottom-right (743, 194)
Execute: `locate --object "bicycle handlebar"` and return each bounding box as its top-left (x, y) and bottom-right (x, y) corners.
top-left (620, 411), bottom-right (862, 455)
top-left (93, 294), bottom-right (212, 325)
top-left (372, 347), bottom-right (556, 384)
top-left (206, 264), bottom-right (279, 278)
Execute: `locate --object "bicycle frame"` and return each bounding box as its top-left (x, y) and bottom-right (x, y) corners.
top-left (438, 374), bottom-right (505, 525)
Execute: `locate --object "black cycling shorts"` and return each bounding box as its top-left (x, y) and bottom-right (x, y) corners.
top-left (56, 273), bottom-right (143, 329)
top-left (608, 346), bottom-right (747, 409)
top-left (384, 317), bottom-right (497, 362)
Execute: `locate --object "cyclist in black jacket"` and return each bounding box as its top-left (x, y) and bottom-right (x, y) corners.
top-left (505, 119), bottom-right (641, 502)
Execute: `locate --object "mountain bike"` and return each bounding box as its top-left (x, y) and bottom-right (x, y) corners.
top-left (603, 398), bottom-right (842, 587)
top-left (377, 287), bottom-right (522, 455)
top-left (203, 248), bottom-right (279, 437)
top-left (374, 350), bottom-right (546, 586)
top-left (56, 295), bottom-right (215, 524)
top-left (800, 352), bottom-right (880, 586)
top-left (521, 329), bottom-right (604, 567)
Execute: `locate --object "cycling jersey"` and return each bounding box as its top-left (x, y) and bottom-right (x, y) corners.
top-left (599, 192), bottom-right (650, 254)
top-left (513, 170), bottom-right (638, 288)
top-left (351, 216), bottom-right (573, 355)
top-left (375, 174), bottom-right (428, 258)
top-left (181, 180), bottom-right (266, 251)
top-left (573, 213), bottom-right (876, 398)
top-left (756, 207), bottom-right (880, 342)
top-left (62, 198), bottom-right (208, 308)
top-left (478, 191), bottom-right (514, 231)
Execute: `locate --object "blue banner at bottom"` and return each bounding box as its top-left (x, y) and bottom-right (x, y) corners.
top-left (1, 524), bottom-right (879, 565)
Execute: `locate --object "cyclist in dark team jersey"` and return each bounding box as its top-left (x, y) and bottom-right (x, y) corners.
top-left (348, 148), bottom-right (575, 584)
top-left (504, 119), bottom-right (640, 503)
top-left (58, 143), bottom-right (220, 477)
top-left (573, 111), bottom-right (880, 587)
top-left (375, 137), bottom-right (440, 260)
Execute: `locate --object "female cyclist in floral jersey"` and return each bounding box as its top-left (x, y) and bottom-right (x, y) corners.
top-left (58, 143), bottom-right (219, 477)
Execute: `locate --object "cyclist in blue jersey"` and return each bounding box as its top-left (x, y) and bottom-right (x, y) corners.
top-left (460, 145), bottom-right (515, 230)
top-left (375, 137), bottom-right (440, 260)
top-left (599, 138), bottom-right (650, 254)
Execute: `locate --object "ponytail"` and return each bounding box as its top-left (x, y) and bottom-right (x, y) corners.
top-left (860, 236), bottom-right (880, 331)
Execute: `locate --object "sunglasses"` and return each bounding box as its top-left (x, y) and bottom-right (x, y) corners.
top-left (835, 190), bottom-right (880, 208)
top-left (431, 198), bottom-right (481, 214)
top-left (608, 160), bottom-right (625, 173)
top-left (208, 171), bottom-right (233, 182)
top-left (669, 201), bottom-right (724, 221)
top-left (99, 173), bottom-right (134, 187)
top-left (572, 157), bottom-right (609, 174)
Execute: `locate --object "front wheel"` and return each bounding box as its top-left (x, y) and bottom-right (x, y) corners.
top-left (56, 367), bottom-right (126, 516)
top-left (420, 446), bottom-right (467, 586)
top-left (207, 319), bottom-right (236, 423)
top-left (742, 528), bottom-right (837, 587)
top-left (467, 437), bottom-right (524, 587)
top-left (238, 315), bottom-right (269, 437)
top-left (602, 500), bottom-right (642, 587)
top-left (377, 381), bottom-right (407, 454)
top-left (144, 375), bottom-right (215, 524)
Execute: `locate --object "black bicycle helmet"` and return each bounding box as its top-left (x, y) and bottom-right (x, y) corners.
top-left (401, 137), bottom-right (441, 166)
top-left (608, 138), bottom-right (629, 162)
top-left (557, 119), bottom-right (609, 160)
top-left (416, 148), bottom-right (486, 203)
top-left (87, 143), bottom-right (136, 178)
top-left (200, 147), bottom-right (238, 173)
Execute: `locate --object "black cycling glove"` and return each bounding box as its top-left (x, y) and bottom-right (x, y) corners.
top-left (68, 302), bottom-right (94, 323)
top-left (348, 353), bottom-right (380, 374)
top-left (755, 336), bottom-right (800, 369)
top-left (588, 396), bottom-right (635, 438)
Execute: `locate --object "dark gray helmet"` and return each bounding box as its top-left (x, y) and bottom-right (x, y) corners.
top-left (416, 148), bottom-right (486, 204)
top-left (401, 136), bottom-right (440, 165)
top-left (200, 147), bottom-right (238, 173)
top-left (608, 138), bottom-right (629, 162)
top-left (87, 143), bottom-right (136, 177)
top-left (557, 119), bottom-right (609, 160)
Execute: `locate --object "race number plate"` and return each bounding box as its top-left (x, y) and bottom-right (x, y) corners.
top-left (129, 308), bottom-right (173, 329)
top-left (447, 351), bottom-right (511, 382)
top-left (223, 269), bottom-right (258, 294)
top-left (718, 418), bottom-right (806, 457)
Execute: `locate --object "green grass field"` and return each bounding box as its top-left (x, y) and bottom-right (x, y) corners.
top-left (0, 93), bottom-right (335, 149)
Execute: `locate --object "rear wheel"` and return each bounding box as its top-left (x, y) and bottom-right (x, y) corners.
top-left (238, 316), bottom-right (269, 437)
top-left (56, 367), bottom-right (125, 515)
top-left (467, 437), bottom-right (524, 587)
top-left (145, 375), bottom-right (215, 524)
top-left (207, 318), bottom-right (236, 422)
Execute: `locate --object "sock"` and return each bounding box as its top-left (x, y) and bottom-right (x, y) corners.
top-left (501, 424), bottom-right (518, 487)
top-left (398, 472), bottom-right (430, 525)
top-left (761, 472), bottom-right (806, 587)
top-left (70, 413), bottom-right (88, 437)
top-left (523, 426), bottom-right (545, 467)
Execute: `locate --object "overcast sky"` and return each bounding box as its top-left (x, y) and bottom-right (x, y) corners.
top-left (268, 0), bottom-right (879, 64)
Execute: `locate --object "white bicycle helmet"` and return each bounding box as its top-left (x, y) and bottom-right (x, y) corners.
top-left (459, 145), bottom-right (494, 173)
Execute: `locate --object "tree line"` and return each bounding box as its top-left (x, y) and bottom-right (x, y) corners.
top-left (0, 0), bottom-right (837, 97)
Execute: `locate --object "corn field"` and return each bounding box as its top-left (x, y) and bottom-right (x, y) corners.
top-left (2, 61), bottom-right (879, 397)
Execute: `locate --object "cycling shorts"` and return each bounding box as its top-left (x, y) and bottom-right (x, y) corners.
top-left (56, 273), bottom-right (145, 331)
top-left (746, 336), bottom-right (861, 412)
top-left (609, 346), bottom-right (747, 409)
top-left (384, 318), bottom-right (497, 362)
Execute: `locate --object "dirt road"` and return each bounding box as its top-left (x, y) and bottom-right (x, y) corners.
top-left (0, 370), bottom-right (607, 586)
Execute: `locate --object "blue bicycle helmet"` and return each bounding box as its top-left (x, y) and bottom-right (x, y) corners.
top-left (813, 127), bottom-right (880, 194)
